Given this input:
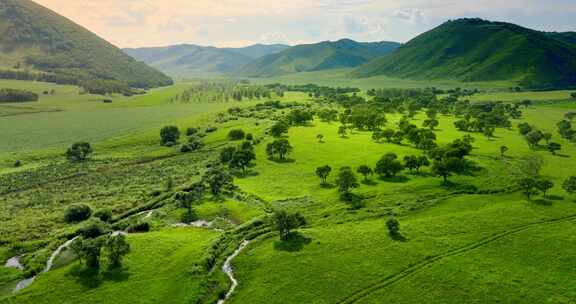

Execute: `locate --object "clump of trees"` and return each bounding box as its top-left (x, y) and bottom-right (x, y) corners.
top-left (71, 233), bottom-right (131, 270)
top-left (403, 155), bottom-right (430, 173)
top-left (315, 165), bottom-right (332, 185)
top-left (563, 176), bottom-right (576, 196)
top-left (269, 121), bottom-right (290, 137)
top-left (429, 139), bottom-right (472, 184)
top-left (221, 142), bottom-right (256, 176)
top-left (228, 129), bottom-right (246, 141)
top-left (160, 126), bottom-right (180, 146)
top-left (0, 88), bottom-right (39, 103)
top-left (266, 139), bottom-right (293, 160)
top-left (336, 167), bottom-right (359, 200)
top-left (271, 210), bottom-right (306, 241)
top-left (518, 177), bottom-right (554, 200)
top-left (66, 142), bottom-right (93, 162)
top-left (557, 120), bottom-right (575, 141)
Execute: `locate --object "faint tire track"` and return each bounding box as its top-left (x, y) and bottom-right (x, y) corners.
top-left (337, 214), bottom-right (576, 304)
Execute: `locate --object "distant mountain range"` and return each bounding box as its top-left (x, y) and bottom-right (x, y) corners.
top-left (0, 0), bottom-right (172, 89)
top-left (123, 44), bottom-right (290, 78)
top-left (352, 18), bottom-right (576, 89)
top-left (232, 39), bottom-right (401, 77)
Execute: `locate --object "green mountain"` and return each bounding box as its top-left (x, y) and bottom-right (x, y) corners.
top-left (546, 32), bottom-right (576, 47)
top-left (124, 44), bottom-right (289, 78)
top-left (0, 0), bottom-right (172, 89)
top-left (234, 39), bottom-right (400, 77)
top-left (352, 18), bottom-right (576, 89)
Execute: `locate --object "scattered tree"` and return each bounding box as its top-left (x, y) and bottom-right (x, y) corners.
top-left (272, 210), bottom-right (306, 241)
top-left (338, 125), bottom-right (347, 138)
top-left (160, 126), bottom-right (180, 146)
top-left (66, 142), bottom-right (93, 162)
top-left (316, 134), bottom-right (324, 143)
top-left (357, 165), bottom-right (373, 182)
top-left (536, 178), bottom-right (554, 198)
top-left (562, 176), bottom-right (576, 196)
top-left (228, 129), bottom-right (246, 141)
top-left (269, 121), bottom-right (289, 137)
top-left (375, 153), bottom-right (404, 178)
top-left (500, 145), bottom-right (509, 159)
top-left (64, 204), bottom-right (93, 223)
top-left (104, 234), bottom-right (131, 268)
top-left (336, 167), bottom-right (359, 194)
top-left (266, 139), bottom-right (293, 160)
top-left (315, 165), bottom-right (332, 185)
top-left (386, 217), bottom-right (400, 237)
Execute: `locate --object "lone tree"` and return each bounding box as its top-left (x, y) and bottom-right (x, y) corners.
top-left (518, 178), bottom-right (538, 200)
top-left (272, 210), bottom-right (306, 241)
top-left (160, 126), bottom-right (180, 146)
top-left (315, 165), bottom-right (332, 185)
top-left (269, 121), bottom-right (289, 137)
top-left (66, 142), bottom-right (93, 162)
top-left (431, 157), bottom-right (464, 184)
top-left (357, 165), bottom-right (373, 182)
top-left (375, 153), bottom-right (404, 178)
top-left (105, 234), bottom-right (131, 268)
top-left (230, 150), bottom-right (256, 176)
top-left (316, 134), bottom-right (324, 143)
top-left (266, 139), bottom-right (293, 160)
top-left (562, 176), bottom-right (576, 196)
top-left (500, 145), bottom-right (509, 159)
top-left (536, 178), bottom-right (554, 198)
top-left (336, 167), bottom-right (359, 195)
top-left (423, 119), bottom-right (439, 130)
top-left (386, 217), bottom-right (400, 237)
top-left (202, 168), bottom-right (233, 195)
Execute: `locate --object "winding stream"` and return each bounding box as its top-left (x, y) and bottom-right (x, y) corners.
top-left (11, 236), bottom-right (79, 293)
top-left (217, 240), bottom-right (251, 304)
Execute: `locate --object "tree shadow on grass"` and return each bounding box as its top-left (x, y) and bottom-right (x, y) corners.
top-left (269, 158), bottom-right (296, 164)
top-left (390, 233), bottom-right (408, 242)
top-left (273, 232), bottom-right (312, 252)
top-left (379, 175), bottom-right (410, 183)
top-left (67, 264), bottom-right (102, 289)
top-left (320, 183), bottom-right (336, 189)
top-left (554, 153), bottom-right (571, 158)
top-left (102, 267), bottom-right (130, 282)
top-left (546, 195), bottom-right (564, 201)
top-left (361, 179), bottom-right (378, 186)
top-left (532, 199), bottom-right (553, 206)
top-left (341, 192), bottom-right (365, 209)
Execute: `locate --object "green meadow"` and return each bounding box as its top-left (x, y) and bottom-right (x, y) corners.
top-left (1, 76), bottom-right (576, 304)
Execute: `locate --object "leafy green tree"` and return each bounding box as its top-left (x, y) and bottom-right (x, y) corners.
top-left (315, 166), bottom-right (332, 185)
top-left (71, 237), bottom-right (103, 270)
top-left (375, 153), bottom-right (404, 178)
top-left (562, 176), bottom-right (576, 196)
top-left (202, 168), bottom-right (233, 195)
top-left (536, 178), bottom-right (554, 198)
top-left (105, 234), bottom-right (131, 268)
top-left (220, 146), bottom-right (237, 163)
top-left (547, 142), bottom-right (562, 155)
top-left (316, 134), bottom-right (324, 143)
top-left (266, 139), bottom-right (293, 160)
top-left (272, 210), bottom-right (306, 241)
top-left (417, 156), bottom-right (430, 173)
top-left (160, 126), bottom-right (180, 146)
top-left (517, 122), bottom-right (532, 136)
top-left (269, 121), bottom-right (289, 137)
top-left (518, 178), bottom-right (538, 199)
top-left (423, 119), bottom-right (439, 130)
top-left (382, 129), bottom-right (395, 142)
top-left (357, 165), bottom-right (373, 181)
top-left (94, 208), bottom-right (112, 222)
top-left (431, 158), bottom-right (464, 184)
top-left (542, 132), bottom-right (552, 144)
top-left (386, 217), bottom-right (400, 236)
top-left (228, 129), bottom-right (246, 141)
top-left (64, 204), bottom-right (93, 223)
top-left (525, 130), bottom-right (543, 149)
top-left (66, 142), bottom-right (93, 162)
top-left (483, 127), bottom-right (495, 138)
top-left (403, 156), bottom-right (419, 173)
top-left (230, 149), bottom-right (256, 175)
top-left (336, 167), bottom-right (359, 194)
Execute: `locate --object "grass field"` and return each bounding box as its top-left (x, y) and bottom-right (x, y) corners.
top-left (5, 228), bottom-right (218, 304)
top-left (1, 77), bottom-right (576, 304)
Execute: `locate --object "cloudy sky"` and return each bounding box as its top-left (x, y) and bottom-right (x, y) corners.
top-left (35, 0), bottom-right (576, 48)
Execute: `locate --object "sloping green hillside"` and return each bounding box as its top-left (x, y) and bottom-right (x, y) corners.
top-left (234, 39), bottom-right (400, 77)
top-left (225, 44), bottom-right (290, 59)
top-left (352, 18), bottom-right (576, 89)
top-left (0, 0), bottom-right (172, 89)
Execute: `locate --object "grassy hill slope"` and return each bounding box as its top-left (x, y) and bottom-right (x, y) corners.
top-left (235, 39), bottom-right (400, 77)
top-left (352, 18), bottom-right (576, 89)
top-left (0, 0), bottom-right (172, 89)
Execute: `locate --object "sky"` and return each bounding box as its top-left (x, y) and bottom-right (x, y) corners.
top-left (34, 0), bottom-right (576, 48)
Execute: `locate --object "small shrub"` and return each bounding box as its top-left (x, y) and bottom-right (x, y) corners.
top-left (160, 126), bottom-right (180, 146)
top-left (186, 127), bottom-right (199, 136)
top-left (205, 126), bottom-right (218, 133)
top-left (66, 142), bottom-right (93, 162)
top-left (64, 204), bottom-right (93, 223)
top-left (14, 160), bottom-right (21, 167)
top-left (103, 99), bottom-right (113, 103)
top-left (246, 133), bottom-right (254, 141)
top-left (180, 144), bottom-right (193, 153)
top-left (78, 219), bottom-right (109, 238)
top-left (127, 221), bottom-right (150, 233)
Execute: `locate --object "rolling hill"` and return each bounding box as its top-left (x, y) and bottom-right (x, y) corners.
top-left (352, 18), bottom-right (576, 89)
top-left (234, 39), bottom-right (400, 77)
top-left (0, 0), bottom-right (172, 90)
top-left (124, 44), bottom-right (289, 78)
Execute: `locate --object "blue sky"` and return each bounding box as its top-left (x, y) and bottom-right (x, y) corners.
top-left (35, 0), bottom-right (576, 48)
